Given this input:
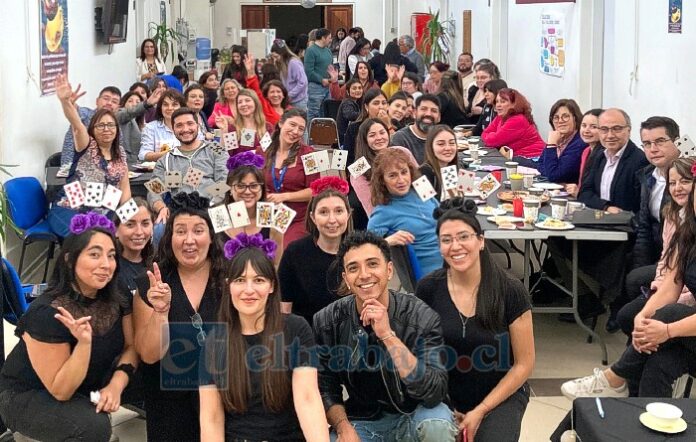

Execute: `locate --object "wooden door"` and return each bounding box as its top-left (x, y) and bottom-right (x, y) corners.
top-left (324, 5), bottom-right (352, 34)
top-left (241, 5), bottom-right (269, 29)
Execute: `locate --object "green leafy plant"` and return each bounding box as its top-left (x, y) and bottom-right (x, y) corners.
top-left (148, 22), bottom-right (183, 64)
top-left (420, 9), bottom-right (455, 65)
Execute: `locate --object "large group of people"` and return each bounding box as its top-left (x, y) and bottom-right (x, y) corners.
top-left (2, 23), bottom-right (695, 442)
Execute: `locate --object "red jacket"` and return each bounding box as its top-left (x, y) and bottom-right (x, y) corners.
top-left (482, 114), bottom-right (545, 158)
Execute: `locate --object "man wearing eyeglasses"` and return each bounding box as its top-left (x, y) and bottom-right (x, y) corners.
top-left (577, 108), bottom-right (649, 214)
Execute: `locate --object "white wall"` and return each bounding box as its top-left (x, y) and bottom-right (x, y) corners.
top-left (603, 0), bottom-right (695, 141)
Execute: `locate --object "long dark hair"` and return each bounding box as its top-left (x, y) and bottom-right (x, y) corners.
top-left (264, 108), bottom-right (307, 171)
top-left (222, 45), bottom-right (248, 86)
top-left (423, 125), bottom-right (458, 189)
top-left (120, 91), bottom-right (145, 129)
top-left (87, 109), bottom-right (122, 162)
top-left (439, 71), bottom-right (466, 113)
top-left (212, 247), bottom-right (290, 413)
top-left (271, 39), bottom-right (301, 80)
top-left (154, 90), bottom-right (186, 121)
top-left (114, 197), bottom-right (155, 267)
top-left (356, 89), bottom-right (387, 123)
top-left (306, 188), bottom-right (353, 240)
top-left (665, 171), bottom-right (696, 285)
top-left (45, 228), bottom-right (120, 304)
top-left (139, 38), bottom-right (160, 61)
top-left (663, 158), bottom-right (695, 225)
top-left (156, 193), bottom-right (224, 292)
top-left (355, 118), bottom-right (389, 181)
top-left (353, 61), bottom-right (374, 86)
top-left (262, 80), bottom-right (289, 109)
top-left (434, 198), bottom-right (516, 332)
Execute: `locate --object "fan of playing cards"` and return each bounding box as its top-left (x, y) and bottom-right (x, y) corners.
top-left (63, 181), bottom-right (140, 223)
top-left (208, 201), bottom-right (297, 234)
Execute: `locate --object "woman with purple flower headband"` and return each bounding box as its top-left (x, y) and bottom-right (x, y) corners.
top-left (0, 212), bottom-right (137, 441)
top-left (199, 232), bottom-right (329, 441)
top-left (222, 151), bottom-right (285, 263)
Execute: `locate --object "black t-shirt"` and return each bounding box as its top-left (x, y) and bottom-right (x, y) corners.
top-left (279, 235), bottom-right (342, 326)
top-left (416, 268), bottom-right (531, 412)
top-left (118, 256), bottom-right (146, 296)
top-left (203, 314), bottom-right (316, 441)
top-left (0, 289), bottom-right (130, 396)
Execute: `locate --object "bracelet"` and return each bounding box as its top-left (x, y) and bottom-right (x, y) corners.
top-left (378, 331), bottom-right (396, 342)
top-left (666, 323), bottom-right (672, 339)
top-left (546, 143), bottom-right (559, 148)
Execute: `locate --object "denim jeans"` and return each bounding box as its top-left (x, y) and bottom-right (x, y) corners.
top-left (307, 82), bottom-right (328, 124)
top-left (329, 402), bottom-right (457, 442)
top-left (291, 97), bottom-right (308, 112)
top-left (47, 205), bottom-right (78, 238)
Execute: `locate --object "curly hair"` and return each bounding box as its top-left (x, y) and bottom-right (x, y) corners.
top-left (370, 148), bottom-right (421, 207)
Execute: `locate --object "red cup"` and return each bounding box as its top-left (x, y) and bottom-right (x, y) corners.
top-left (513, 197), bottom-right (524, 217)
top-left (491, 170), bottom-right (503, 183)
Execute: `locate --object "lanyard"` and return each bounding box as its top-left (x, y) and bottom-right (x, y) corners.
top-left (271, 155), bottom-right (288, 192)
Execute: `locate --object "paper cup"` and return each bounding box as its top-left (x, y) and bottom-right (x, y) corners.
top-left (523, 174), bottom-right (535, 189)
top-left (469, 149), bottom-right (480, 160)
top-left (646, 402), bottom-right (682, 429)
top-left (528, 187), bottom-right (545, 198)
top-left (510, 177), bottom-right (524, 191)
top-left (504, 161), bottom-right (518, 180)
top-left (523, 198), bottom-right (540, 224)
top-left (550, 198), bottom-right (568, 220)
top-left (567, 201), bottom-right (586, 215)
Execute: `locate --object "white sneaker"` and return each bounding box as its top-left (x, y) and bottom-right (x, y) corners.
top-left (561, 368), bottom-right (629, 400)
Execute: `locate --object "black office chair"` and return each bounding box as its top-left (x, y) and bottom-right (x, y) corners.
top-left (44, 152), bottom-right (62, 203)
top-left (390, 245), bottom-right (419, 294)
top-left (320, 99), bottom-right (342, 121)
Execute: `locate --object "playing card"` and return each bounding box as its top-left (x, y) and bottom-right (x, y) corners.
top-left (301, 152), bottom-right (321, 175)
top-left (440, 165), bottom-right (458, 191)
top-left (240, 128), bottom-right (256, 147)
top-left (227, 201), bottom-right (251, 228)
top-left (101, 184), bottom-right (122, 211)
top-left (259, 132), bottom-right (272, 152)
top-left (184, 167), bottom-right (204, 188)
top-left (223, 132), bottom-right (238, 151)
top-left (272, 203), bottom-right (297, 234)
top-left (209, 141), bottom-right (225, 156)
top-left (457, 170), bottom-right (476, 193)
top-left (330, 149), bottom-right (348, 170)
top-left (412, 176), bottom-right (437, 201)
top-left (676, 135), bottom-right (696, 157)
top-left (115, 198), bottom-right (138, 223)
top-left (164, 171), bottom-right (182, 189)
top-left (204, 181), bottom-right (231, 199)
top-left (477, 173), bottom-right (501, 199)
top-left (208, 205), bottom-right (233, 233)
top-left (347, 156), bottom-right (371, 178)
top-left (256, 202), bottom-right (274, 228)
top-left (144, 177), bottom-right (167, 194)
top-left (64, 181), bottom-right (85, 209)
top-left (84, 183), bottom-right (104, 207)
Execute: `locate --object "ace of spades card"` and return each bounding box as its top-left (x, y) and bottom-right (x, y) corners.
top-left (208, 205), bottom-right (233, 233)
top-left (164, 171), bottom-right (183, 189)
top-left (676, 135), bottom-right (696, 157)
top-left (64, 181), bottom-right (85, 208)
top-left (84, 183), bottom-right (104, 207)
top-left (272, 203), bottom-right (296, 234)
top-left (440, 165), bottom-right (458, 191)
top-left (330, 149), bottom-right (348, 170)
top-left (457, 170), bottom-right (476, 194)
top-left (115, 198), bottom-right (138, 223)
top-left (227, 201), bottom-right (251, 228)
top-left (184, 167), bottom-right (204, 189)
top-left (412, 176), bottom-right (437, 201)
top-left (347, 156), bottom-right (371, 178)
top-left (223, 132), bottom-right (239, 151)
top-left (477, 173), bottom-right (501, 199)
top-left (240, 128), bottom-right (256, 148)
top-left (256, 202), bottom-right (275, 228)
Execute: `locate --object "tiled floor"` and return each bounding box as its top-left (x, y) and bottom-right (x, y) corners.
top-left (3, 307), bottom-right (628, 441)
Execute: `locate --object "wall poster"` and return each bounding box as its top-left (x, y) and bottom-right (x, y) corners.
top-left (40, 0), bottom-right (69, 96)
top-left (669, 0), bottom-right (682, 34)
top-left (540, 12), bottom-right (565, 77)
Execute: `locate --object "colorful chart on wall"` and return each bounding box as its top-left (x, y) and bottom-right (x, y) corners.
top-left (40, 0), bottom-right (69, 96)
top-left (540, 12), bottom-right (565, 77)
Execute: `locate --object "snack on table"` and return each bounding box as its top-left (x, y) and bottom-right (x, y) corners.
top-left (541, 218), bottom-right (567, 228)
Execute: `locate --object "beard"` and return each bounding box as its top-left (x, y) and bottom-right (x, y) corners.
top-left (416, 117), bottom-right (435, 133)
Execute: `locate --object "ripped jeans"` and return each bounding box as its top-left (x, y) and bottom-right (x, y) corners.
top-left (330, 402), bottom-right (458, 442)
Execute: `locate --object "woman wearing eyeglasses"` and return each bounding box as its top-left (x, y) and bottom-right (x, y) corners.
top-left (221, 151), bottom-right (284, 263)
top-left (48, 74), bottom-right (132, 238)
top-left (133, 192), bottom-right (224, 442)
top-left (416, 198), bottom-right (534, 442)
top-left (537, 99), bottom-right (586, 183)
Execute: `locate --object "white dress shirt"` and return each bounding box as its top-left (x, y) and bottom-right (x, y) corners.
top-left (600, 144), bottom-right (627, 201)
top-left (649, 167), bottom-right (666, 220)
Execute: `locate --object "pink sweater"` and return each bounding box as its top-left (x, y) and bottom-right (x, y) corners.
top-left (651, 218), bottom-right (695, 305)
top-left (207, 102), bottom-right (236, 129)
top-left (481, 114), bottom-right (545, 158)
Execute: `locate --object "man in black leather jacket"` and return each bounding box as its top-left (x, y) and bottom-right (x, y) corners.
top-left (313, 231), bottom-right (457, 442)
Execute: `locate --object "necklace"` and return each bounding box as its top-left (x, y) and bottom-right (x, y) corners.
top-left (447, 270), bottom-right (478, 340)
top-left (458, 312), bottom-right (470, 339)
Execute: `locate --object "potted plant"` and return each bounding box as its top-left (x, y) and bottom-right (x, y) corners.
top-left (420, 9), bottom-right (455, 65)
top-left (149, 21), bottom-right (183, 64)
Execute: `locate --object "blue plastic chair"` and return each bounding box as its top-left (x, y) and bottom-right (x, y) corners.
top-left (1, 257), bottom-right (32, 325)
top-left (5, 177), bottom-right (60, 282)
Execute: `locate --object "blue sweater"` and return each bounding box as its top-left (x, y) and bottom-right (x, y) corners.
top-left (538, 131), bottom-right (586, 183)
top-left (368, 190), bottom-right (442, 275)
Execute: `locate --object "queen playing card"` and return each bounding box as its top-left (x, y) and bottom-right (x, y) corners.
top-left (208, 205), bottom-right (233, 233)
top-left (144, 178), bottom-right (167, 194)
top-left (412, 176), bottom-right (437, 201)
top-left (272, 203), bottom-right (296, 234)
top-left (347, 156), bottom-right (371, 178)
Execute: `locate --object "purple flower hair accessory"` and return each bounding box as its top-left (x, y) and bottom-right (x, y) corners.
top-left (69, 211), bottom-right (116, 235)
top-left (224, 232), bottom-right (277, 261)
top-left (227, 151), bottom-right (265, 172)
